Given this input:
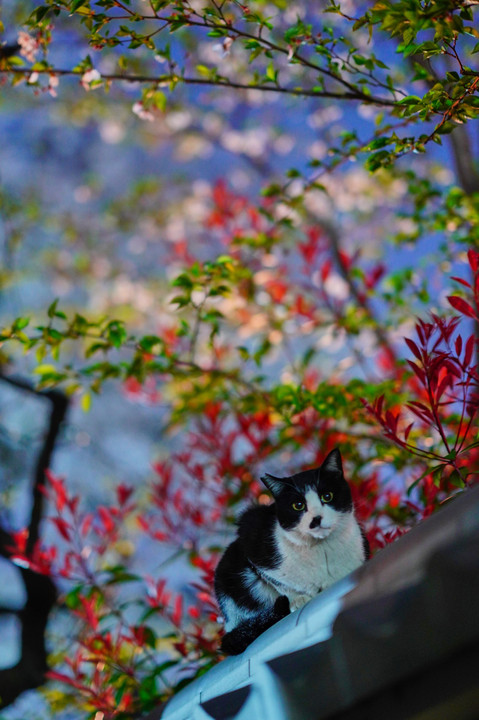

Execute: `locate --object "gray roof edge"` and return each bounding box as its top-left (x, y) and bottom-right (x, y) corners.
top-left (157, 483), bottom-right (479, 720)
top-left (344, 482), bottom-right (479, 607)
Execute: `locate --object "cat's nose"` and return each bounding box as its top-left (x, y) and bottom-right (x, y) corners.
top-left (310, 515), bottom-right (322, 529)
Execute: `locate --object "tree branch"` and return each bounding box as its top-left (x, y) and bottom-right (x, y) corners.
top-left (0, 67), bottom-right (397, 106)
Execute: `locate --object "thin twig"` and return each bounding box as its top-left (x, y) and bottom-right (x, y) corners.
top-left (0, 67), bottom-right (397, 105)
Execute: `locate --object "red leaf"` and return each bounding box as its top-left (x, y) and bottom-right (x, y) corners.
top-left (404, 337), bottom-right (422, 360)
top-left (385, 410), bottom-right (399, 433)
top-left (321, 259), bottom-right (332, 282)
top-left (435, 374), bottom-right (454, 402)
top-left (97, 506), bottom-right (115, 535)
top-left (171, 594), bottom-right (183, 626)
top-left (455, 335), bottom-right (462, 357)
top-left (407, 408), bottom-right (430, 423)
top-left (404, 422), bottom-right (414, 441)
top-left (338, 250), bottom-right (351, 271)
top-left (365, 263), bottom-right (385, 289)
top-left (294, 294), bottom-right (314, 318)
top-left (468, 249), bottom-right (479, 272)
top-left (376, 394), bottom-right (384, 418)
top-left (406, 402), bottom-right (434, 421)
top-left (464, 334), bottom-right (475, 367)
top-left (415, 322), bottom-right (425, 345)
top-left (173, 489), bottom-right (182, 511)
top-left (298, 231), bottom-right (315, 261)
top-left (408, 401), bottom-right (432, 414)
top-left (298, 238), bottom-right (318, 265)
top-left (68, 496), bottom-right (79, 515)
top-left (196, 591), bottom-right (213, 604)
top-left (45, 469), bottom-right (68, 512)
top-left (192, 509), bottom-right (204, 526)
top-left (407, 359), bottom-right (426, 384)
top-left (450, 276), bottom-right (471, 289)
top-left (443, 358), bottom-right (462, 378)
top-left (116, 484), bottom-right (134, 506)
top-left (11, 529), bottom-right (29, 554)
top-left (447, 295), bottom-right (476, 319)
top-left (79, 596), bottom-right (99, 630)
top-left (80, 513), bottom-right (93, 537)
top-left (267, 279), bottom-right (288, 303)
top-left (51, 517), bottom-right (72, 541)
top-left (46, 670), bottom-right (85, 691)
top-left (377, 348), bottom-right (395, 372)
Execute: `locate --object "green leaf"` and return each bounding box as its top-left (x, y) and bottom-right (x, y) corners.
top-left (237, 346), bottom-right (250, 361)
top-left (407, 464), bottom-right (444, 495)
top-left (13, 317), bottom-right (30, 331)
top-left (196, 65), bottom-right (212, 77)
top-left (34, 364), bottom-right (58, 375)
top-left (448, 470), bottom-right (465, 488)
top-left (71, 0), bottom-right (90, 11)
top-left (33, 5), bottom-right (50, 22)
top-left (152, 90), bottom-right (167, 111)
top-left (171, 295), bottom-right (190, 307)
top-left (172, 273), bottom-right (194, 289)
top-left (47, 298), bottom-right (60, 318)
top-left (106, 323), bottom-right (127, 348)
top-left (398, 95), bottom-right (422, 105)
top-left (265, 62), bottom-right (277, 83)
top-left (208, 29), bottom-right (228, 38)
top-left (261, 183), bottom-right (282, 197)
top-left (85, 342), bottom-right (110, 358)
top-left (139, 335), bottom-right (164, 353)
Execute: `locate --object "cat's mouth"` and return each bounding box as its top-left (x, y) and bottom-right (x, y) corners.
top-left (309, 525), bottom-right (333, 539)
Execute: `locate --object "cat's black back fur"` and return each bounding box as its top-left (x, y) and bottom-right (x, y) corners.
top-left (214, 448), bottom-right (369, 655)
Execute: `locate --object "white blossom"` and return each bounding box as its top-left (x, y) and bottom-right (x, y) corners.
top-left (132, 101), bottom-right (155, 122)
top-left (81, 68), bottom-right (102, 91)
top-left (212, 36), bottom-right (233, 58)
top-left (48, 74), bottom-right (59, 97)
top-left (17, 31), bottom-right (39, 63)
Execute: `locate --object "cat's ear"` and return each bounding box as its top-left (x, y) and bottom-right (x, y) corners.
top-left (321, 448), bottom-right (343, 476)
top-left (260, 473), bottom-right (289, 496)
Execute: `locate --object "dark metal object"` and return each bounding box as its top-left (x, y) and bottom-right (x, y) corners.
top-left (0, 375), bottom-right (68, 710)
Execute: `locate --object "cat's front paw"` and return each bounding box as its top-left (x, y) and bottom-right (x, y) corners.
top-left (221, 630), bottom-right (249, 655)
top-left (273, 595), bottom-right (290, 619)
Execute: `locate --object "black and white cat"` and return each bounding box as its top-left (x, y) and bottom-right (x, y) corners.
top-left (214, 448), bottom-right (369, 655)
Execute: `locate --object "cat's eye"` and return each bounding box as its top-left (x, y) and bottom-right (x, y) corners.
top-left (292, 501), bottom-right (305, 511)
top-left (321, 492), bottom-right (333, 503)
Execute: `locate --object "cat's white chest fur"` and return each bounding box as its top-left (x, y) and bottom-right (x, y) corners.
top-left (263, 512), bottom-right (364, 611)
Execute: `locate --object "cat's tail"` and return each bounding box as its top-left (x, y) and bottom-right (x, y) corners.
top-left (220, 596), bottom-right (290, 656)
